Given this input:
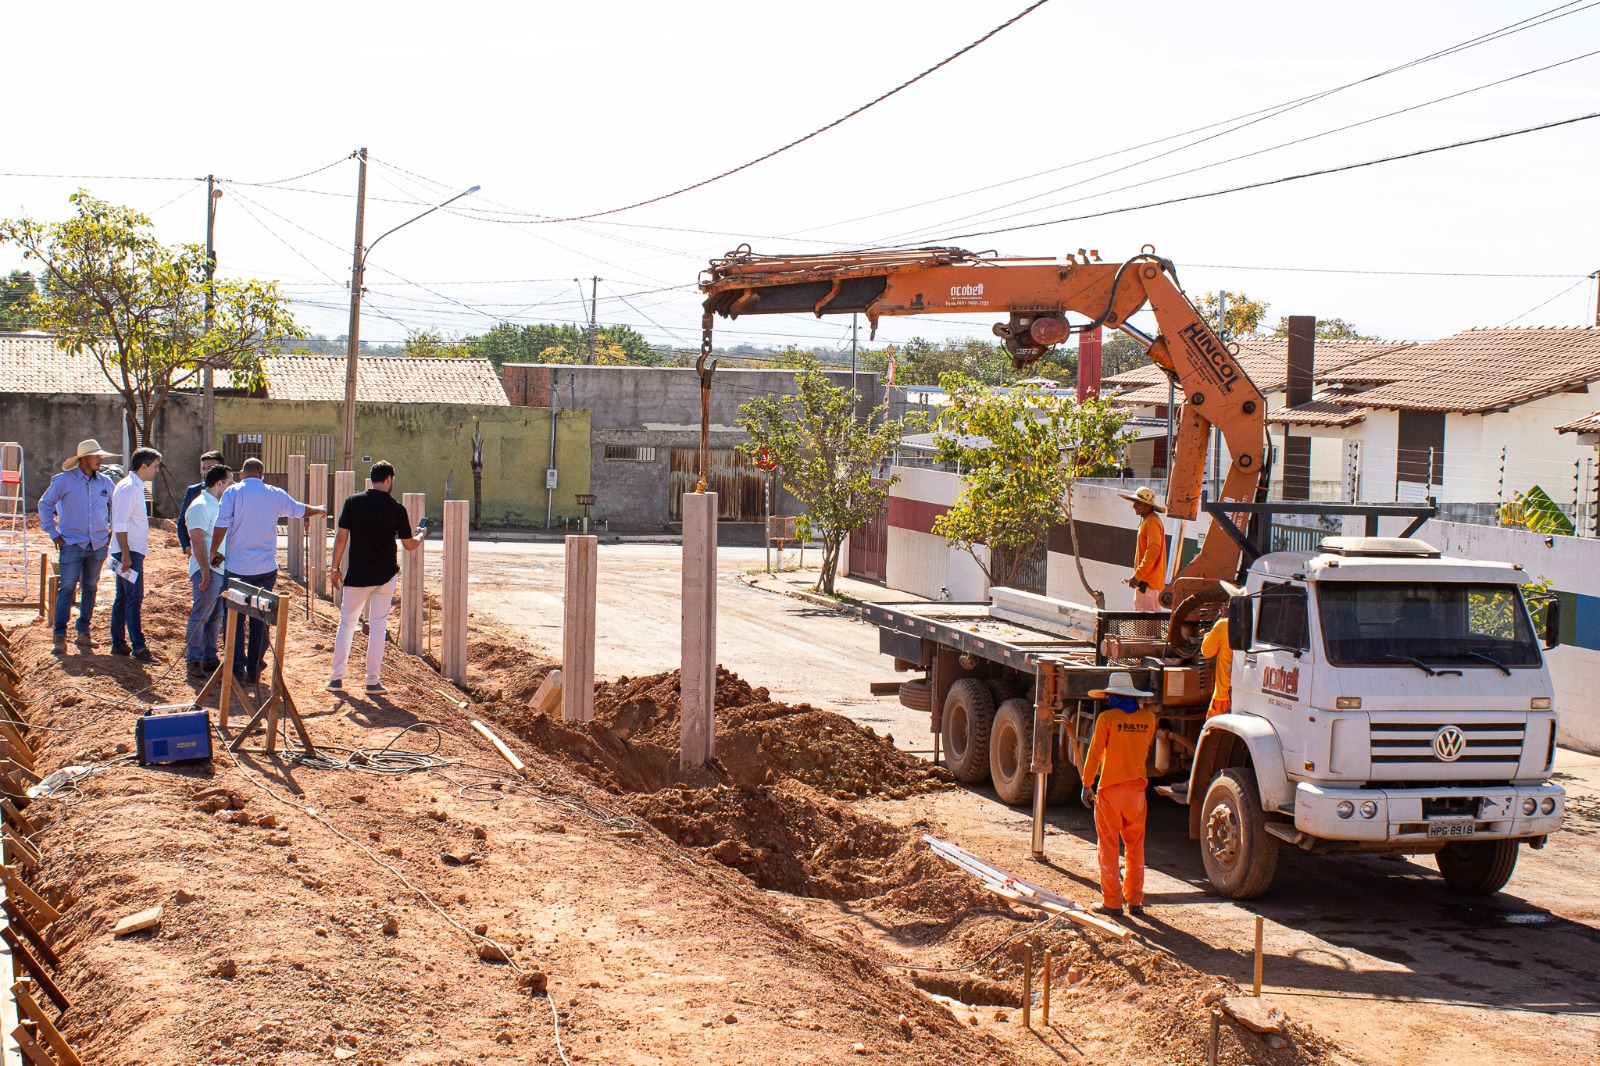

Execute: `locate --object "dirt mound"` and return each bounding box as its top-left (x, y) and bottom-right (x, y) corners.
top-left (491, 666), bottom-right (953, 800)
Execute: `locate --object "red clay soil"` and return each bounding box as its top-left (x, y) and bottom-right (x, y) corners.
top-left (0, 534), bottom-right (1363, 1066)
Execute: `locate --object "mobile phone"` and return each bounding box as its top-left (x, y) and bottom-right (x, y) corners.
top-left (418, 517), bottom-right (429, 529)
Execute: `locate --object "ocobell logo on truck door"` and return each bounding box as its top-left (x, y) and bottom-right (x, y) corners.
top-left (1263, 664), bottom-right (1300, 701)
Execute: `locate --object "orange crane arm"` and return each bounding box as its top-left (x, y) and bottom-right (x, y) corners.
top-left (699, 246), bottom-right (1268, 591)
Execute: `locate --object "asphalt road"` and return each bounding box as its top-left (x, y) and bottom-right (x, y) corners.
top-left (454, 539), bottom-right (1600, 1066)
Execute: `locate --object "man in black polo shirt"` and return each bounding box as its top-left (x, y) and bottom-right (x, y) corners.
top-left (326, 460), bottom-right (425, 694)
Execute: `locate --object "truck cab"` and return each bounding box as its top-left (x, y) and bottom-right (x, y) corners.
top-left (1192, 536), bottom-right (1565, 897)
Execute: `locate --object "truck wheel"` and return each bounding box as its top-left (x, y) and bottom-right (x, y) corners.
top-left (1046, 748), bottom-right (1081, 806)
top-left (989, 699), bottom-right (1034, 806)
top-left (942, 679), bottom-right (995, 784)
top-left (897, 678), bottom-right (932, 712)
top-left (1434, 840), bottom-right (1520, 895)
top-left (1199, 768), bottom-right (1280, 899)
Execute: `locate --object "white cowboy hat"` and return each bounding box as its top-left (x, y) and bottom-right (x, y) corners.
top-left (61, 439), bottom-right (119, 471)
top-left (1220, 580), bottom-right (1246, 598)
top-left (1116, 485), bottom-right (1166, 513)
top-left (1088, 670), bottom-right (1154, 699)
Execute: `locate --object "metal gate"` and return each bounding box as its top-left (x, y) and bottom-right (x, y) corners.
top-left (848, 478), bottom-right (888, 583)
top-left (668, 448), bottom-right (765, 522)
top-left (223, 432), bottom-right (335, 496)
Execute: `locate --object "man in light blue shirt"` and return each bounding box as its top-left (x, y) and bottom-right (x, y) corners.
top-left (184, 464), bottom-right (231, 677)
top-left (37, 439), bottom-right (118, 655)
top-left (211, 457), bottom-right (326, 682)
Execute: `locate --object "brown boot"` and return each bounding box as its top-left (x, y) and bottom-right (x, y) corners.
top-left (74, 631), bottom-right (95, 649)
top-left (51, 636), bottom-right (65, 655)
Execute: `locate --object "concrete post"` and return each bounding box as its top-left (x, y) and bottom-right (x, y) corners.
top-left (333, 470), bottom-right (354, 608)
top-left (442, 499), bottom-right (470, 685)
top-left (562, 535), bottom-right (597, 722)
top-left (680, 492), bottom-right (717, 769)
top-left (308, 463), bottom-right (328, 599)
top-left (286, 454), bottom-right (306, 582)
top-left (401, 492), bottom-right (426, 655)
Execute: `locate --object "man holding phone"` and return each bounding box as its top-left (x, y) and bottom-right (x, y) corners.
top-left (326, 460), bottom-right (426, 695)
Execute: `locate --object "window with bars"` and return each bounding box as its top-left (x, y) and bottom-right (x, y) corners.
top-left (603, 445), bottom-right (657, 462)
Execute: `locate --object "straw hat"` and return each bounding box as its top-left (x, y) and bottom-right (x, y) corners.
top-left (1220, 580), bottom-right (1246, 598)
top-left (1116, 485), bottom-right (1165, 512)
top-left (1088, 670), bottom-right (1154, 699)
top-left (61, 439), bottom-right (118, 471)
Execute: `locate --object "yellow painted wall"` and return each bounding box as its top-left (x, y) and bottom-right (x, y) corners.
top-left (212, 398), bottom-right (591, 527)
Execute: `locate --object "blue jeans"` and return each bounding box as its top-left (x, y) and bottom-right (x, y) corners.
top-left (186, 569), bottom-right (225, 666)
top-left (52, 542), bottom-right (108, 638)
top-left (110, 551), bottom-right (147, 652)
top-left (225, 569), bottom-right (277, 681)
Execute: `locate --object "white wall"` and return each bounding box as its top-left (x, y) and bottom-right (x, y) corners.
top-left (884, 466), bottom-right (990, 601)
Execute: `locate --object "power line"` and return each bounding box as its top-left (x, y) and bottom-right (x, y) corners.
top-left (937, 110), bottom-right (1600, 241)
top-left (456, 0), bottom-right (1056, 223)
top-left (1501, 277), bottom-right (1593, 326)
top-left (227, 153), bottom-right (357, 188)
top-left (1184, 263), bottom-right (1589, 279)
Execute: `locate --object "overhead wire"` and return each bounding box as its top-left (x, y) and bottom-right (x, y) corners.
top-left (1500, 277), bottom-right (1593, 326)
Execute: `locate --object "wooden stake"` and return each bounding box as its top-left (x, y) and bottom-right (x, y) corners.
top-left (286, 454), bottom-right (306, 582)
top-left (562, 536), bottom-right (597, 722)
top-left (679, 492), bottom-right (717, 769)
top-left (400, 492), bottom-right (426, 655)
top-left (36, 553), bottom-right (47, 618)
top-left (471, 720), bottom-right (525, 773)
top-left (12, 984), bottom-right (80, 1065)
top-left (1208, 1008), bottom-right (1221, 1066)
top-left (1022, 942), bottom-right (1033, 1029)
top-left (2, 902), bottom-right (59, 970)
top-left (308, 463), bottom-right (329, 599)
top-left (3, 931), bottom-right (66, 1014)
top-left (1253, 913), bottom-right (1264, 996)
top-left (216, 605), bottom-right (238, 730)
top-left (441, 500), bottom-right (469, 685)
top-left (0, 866), bottom-right (59, 927)
top-left (332, 470), bottom-right (354, 608)
top-left (1042, 948), bottom-right (1051, 1026)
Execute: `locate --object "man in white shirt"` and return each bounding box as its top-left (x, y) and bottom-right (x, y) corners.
top-left (110, 447), bottom-right (161, 662)
top-left (184, 464), bottom-right (231, 677)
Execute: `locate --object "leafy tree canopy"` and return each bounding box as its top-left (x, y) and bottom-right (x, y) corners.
top-left (1195, 290), bottom-right (1270, 338)
top-left (464, 321), bottom-right (660, 367)
top-left (0, 270), bottom-right (39, 332)
top-left (1268, 315), bottom-right (1377, 341)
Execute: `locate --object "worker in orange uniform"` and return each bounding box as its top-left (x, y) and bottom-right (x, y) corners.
top-left (1118, 486), bottom-right (1167, 610)
top-left (1200, 583), bottom-right (1244, 718)
top-left (1080, 671), bottom-right (1158, 916)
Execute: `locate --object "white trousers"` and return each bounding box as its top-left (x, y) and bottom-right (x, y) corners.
top-left (331, 577), bottom-right (397, 684)
top-left (1134, 586), bottom-right (1163, 611)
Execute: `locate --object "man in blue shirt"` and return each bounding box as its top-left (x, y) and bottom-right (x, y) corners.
top-left (184, 464), bottom-right (231, 677)
top-left (37, 439), bottom-right (118, 656)
top-left (175, 449), bottom-right (225, 554)
top-left (211, 457), bottom-right (326, 683)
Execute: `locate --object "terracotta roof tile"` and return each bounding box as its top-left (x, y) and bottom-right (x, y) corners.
top-left (1103, 337), bottom-right (1415, 395)
top-left (251, 355), bottom-right (509, 405)
top-left (1556, 411), bottom-right (1600, 435)
top-left (0, 334), bottom-right (119, 393)
top-left (1267, 399), bottom-right (1367, 427)
top-left (1323, 327), bottom-right (1600, 413)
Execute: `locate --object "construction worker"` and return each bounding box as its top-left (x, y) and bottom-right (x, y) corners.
top-left (1200, 584), bottom-right (1243, 718)
top-left (1081, 671), bottom-right (1157, 916)
top-left (1117, 486), bottom-right (1167, 610)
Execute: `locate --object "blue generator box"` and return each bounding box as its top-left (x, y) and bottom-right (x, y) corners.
top-left (136, 705), bottom-right (213, 766)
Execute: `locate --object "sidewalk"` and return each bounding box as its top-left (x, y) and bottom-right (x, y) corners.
top-left (738, 565), bottom-right (925, 610)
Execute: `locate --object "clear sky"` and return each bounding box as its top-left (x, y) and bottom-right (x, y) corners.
top-left (4, 0), bottom-right (1597, 355)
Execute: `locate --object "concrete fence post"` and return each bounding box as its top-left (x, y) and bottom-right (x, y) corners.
top-left (442, 499), bottom-right (470, 685)
top-left (286, 454), bottom-right (306, 582)
top-left (680, 492), bottom-right (718, 769)
top-left (562, 535), bottom-right (597, 722)
top-left (401, 492), bottom-right (426, 655)
top-left (308, 463), bottom-right (328, 599)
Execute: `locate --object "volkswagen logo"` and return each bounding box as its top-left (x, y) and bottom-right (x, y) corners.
top-left (1433, 726), bottom-right (1467, 762)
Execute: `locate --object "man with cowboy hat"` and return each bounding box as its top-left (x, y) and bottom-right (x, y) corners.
top-left (1081, 670), bottom-right (1158, 915)
top-left (37, 439), bottom-right (119, 655)
top-left (1117, 485), bottom-right (1167, 611)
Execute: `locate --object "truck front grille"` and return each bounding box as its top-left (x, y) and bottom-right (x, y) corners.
top-left (1369, 720), bottom-right (1525, 770)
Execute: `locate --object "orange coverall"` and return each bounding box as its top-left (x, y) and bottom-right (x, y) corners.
top-left (1201, 617), bottom-right (1232, 718)
top-left (1132, 513), bottom-right (1167, 611)
top-left (1082, 704), bottom-right (1158, 909)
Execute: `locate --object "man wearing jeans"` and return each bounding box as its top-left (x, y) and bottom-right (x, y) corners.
top-left (38, 439), bottom-right (118, 655)
top-left (110, 447), bottom-right (162, 662)
top-left (211, 457), bottom-right (326, 683)
top-left (327, 460), bottom-right (424, 695)
top-left (183, 464), bottom-right (232, 677)
top-left (175, 449), bottom-right (225, 556)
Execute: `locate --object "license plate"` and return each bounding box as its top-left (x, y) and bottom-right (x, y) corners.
top-left (1427, 816), bottom-right (1477, 838)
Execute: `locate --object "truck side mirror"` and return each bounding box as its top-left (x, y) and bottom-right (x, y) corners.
top-left (1544, 597), bottom-right (1562, 650)
top-left (1227, 596), bottom-right (1252, 652)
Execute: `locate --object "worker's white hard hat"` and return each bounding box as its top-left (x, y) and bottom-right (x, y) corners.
top-left (1088, 671), bottom-right (1154, 699)
top-left (1116, 485), bottom-right (1166, 512)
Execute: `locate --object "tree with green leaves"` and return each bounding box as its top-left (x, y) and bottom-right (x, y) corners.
top-left (465, 321), bottom-right (659, 367)
top-left (0, 270), bottom-right (39, 332)
top-left (1269, 315), bottom-right (1376, 341)
top-left (403, 328), bottom-right (475, 358)
top-left (736, 367), bottom-right (904, 595)
top-left (1196, 290), bottom-right (1270, 338)
top-left (931, 373), bottom-right (1131, 600)
top-left (0, 192), bottom-right (297, 446)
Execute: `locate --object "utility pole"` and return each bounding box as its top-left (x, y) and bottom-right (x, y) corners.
top-left (203, 174), bottom-right (219, 449)
top-left (851, 313), bottom-right (859, 404)
top-left (587, 276), bottom-right (599, 364)
top-left (341, 148), bottom-right (369, 473)
top-left (1591, 269), bottom-right (1600, 327)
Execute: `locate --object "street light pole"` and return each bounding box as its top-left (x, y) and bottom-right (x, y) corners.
top-left (340, 151), bottom-right (478, 472)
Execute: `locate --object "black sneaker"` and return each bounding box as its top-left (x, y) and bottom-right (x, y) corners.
top-left (132, 648), bottom-right (158, 664)
top-left (325, 679), bottom-right (344, 692)
top-left (110, 645), bottom-right (132, 657)
top-left (1128, 904), bottom-right (1145, 916)
top-left (364, 682), bottom-right (387, 695)
top-left (187, 661), bottom-right (207, 678)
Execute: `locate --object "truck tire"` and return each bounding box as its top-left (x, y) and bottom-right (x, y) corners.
top-left (1199, 768), bottom-right (1280, 899)
top-left (1434, 839), bottom-right (1520, 895)
top-left (989, 699), bottom-right (1034, 806)
top-left (942, 679), bottom-right (995, 785)
top-left (1046, 748), bottom-right (1081, 806)
top-left (897, 678), bottom-right (933, 712)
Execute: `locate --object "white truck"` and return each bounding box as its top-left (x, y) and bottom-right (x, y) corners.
top-left (868, 526), bottom-right (1566, 898)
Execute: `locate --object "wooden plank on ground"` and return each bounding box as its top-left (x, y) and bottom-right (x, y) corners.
top-left (470, 720), bottom-right (525, 773)
top-left (531, 670), bottom-right (562, 714)
top-left (111, 905), bottom-right (162, 937)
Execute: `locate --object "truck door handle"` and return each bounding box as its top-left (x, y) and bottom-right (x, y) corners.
top-left (1244, 655), bottom-right (1258, 665)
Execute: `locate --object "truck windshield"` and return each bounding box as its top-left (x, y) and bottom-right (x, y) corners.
top-left (1319, 582), bottom-right (1541, 669)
